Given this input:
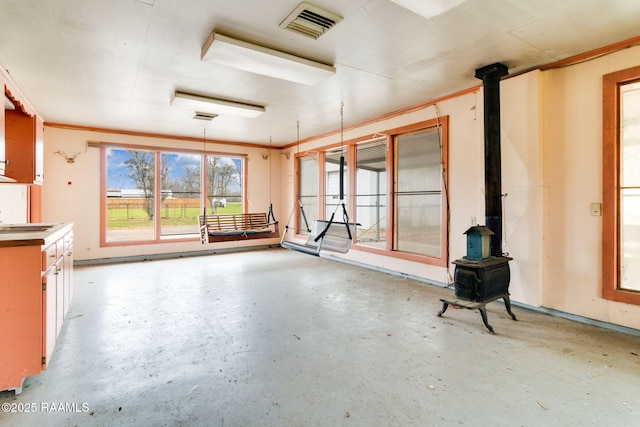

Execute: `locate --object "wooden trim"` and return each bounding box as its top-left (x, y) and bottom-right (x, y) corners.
top-left (351, 242), bottom-right (448, 267)
top-left (100, 236), bottom-right (200, 248)
top-left (28, 184), bottom-right (42, 223)
top-left (99, 147), bottom-right (107, 247)
top-left (292, 152), bottom-right (301, 235)
top-left (87, 140), bottom-right (249, 158)
top-left (242, 156), bottom-right (248, 214)
top-left (318, 151), bottom-right (327, 220)
top-left (348, 143), bottom-right (357, 231)
top-left (542, 35), bottom-right (640, 71)
top-left (2, 65), bottom-right (38, 117)
top-left (200, 155), bottom-right (208, 214)
top-left (386, 135), bottom-right (394, 253)
top-left (47, 122), bottom-right (273, 150)
top-left (154, 152), bottom-right (161, 239)
top-left (292, 152), bottom-right (320, 238)
top-left (602, 65), bottom-right (640, 305)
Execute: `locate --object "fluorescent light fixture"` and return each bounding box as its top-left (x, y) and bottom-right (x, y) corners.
top-left (171, 91), bottom-right (265, 118)
top-left (389, 0), bottom-right (465, 19)
top-left (201, 32), bottom-right (335, 85)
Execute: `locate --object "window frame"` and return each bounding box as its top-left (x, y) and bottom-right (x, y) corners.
top-left (603, 65), bottom-right (640, 305)
top-left (354, 137), bottom-right (388, 249)
top-left (99, 143), bottom-right (246, 247)
top-left (302, 116), bottom-right (448, 266)
top-left (393, 126), bottom-right (446, 260)
top-left (293, 152), bottom-right (319, 237)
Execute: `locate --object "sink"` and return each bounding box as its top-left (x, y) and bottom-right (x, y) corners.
top-left (0, 225), bottom-right (54, 234)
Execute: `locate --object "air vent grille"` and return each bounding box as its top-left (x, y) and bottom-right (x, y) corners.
top-left (192, 111), bottom-right (218, 121)
top-left (280, 2), bottom-right (343, 39)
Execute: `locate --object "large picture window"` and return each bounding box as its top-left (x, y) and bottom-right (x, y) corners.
top-left (603, 66), bottom-right (640, 304)
top-left (394, 128), bottom-right (444, 258)
top-left (102, 146), bottom-right (243, 245)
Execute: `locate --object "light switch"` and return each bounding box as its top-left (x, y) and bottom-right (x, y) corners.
top-left (591, 203), bottom-right (602, 216)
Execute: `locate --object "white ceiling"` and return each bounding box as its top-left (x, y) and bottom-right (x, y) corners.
top-left (1, 0), bottom-right (639, 147)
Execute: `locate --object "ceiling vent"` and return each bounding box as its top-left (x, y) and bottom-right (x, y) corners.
top-left (279, 2), bottom-right (343, 39)
top-left (192, 111), bottom-right (218, 121)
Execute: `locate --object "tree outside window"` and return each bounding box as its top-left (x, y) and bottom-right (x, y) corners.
top-left (103, 148), bottom-right (243, 244)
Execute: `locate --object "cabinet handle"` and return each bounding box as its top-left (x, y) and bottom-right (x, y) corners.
top-left (0, 160), bottom-right (7, 165)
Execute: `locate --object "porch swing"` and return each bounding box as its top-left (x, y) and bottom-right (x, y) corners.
top-left (199, 137), bottom-right (279, 244)
top-left (280, 105), bottom-right (359, 256)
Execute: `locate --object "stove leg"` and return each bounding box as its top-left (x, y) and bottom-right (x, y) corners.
top-left (503, 295), bottom-right (518, 321)
top-left (478, 306), bottom-right (495, 334)
top-left (437, 302), bottom-right (449, 317)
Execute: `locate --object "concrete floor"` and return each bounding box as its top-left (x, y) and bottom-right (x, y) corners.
top-left (1, 247), bottom-right (639, 426)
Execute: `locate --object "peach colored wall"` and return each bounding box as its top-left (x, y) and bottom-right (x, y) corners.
top-left (542, 45), bottom-right (640, 330)
top-left (279, 73), bottom-right (545, 307)
top-left (42, 127), bottom-right (281, 261)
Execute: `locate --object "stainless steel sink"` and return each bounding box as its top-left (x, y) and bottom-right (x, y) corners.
top-left (0, 225), bottom-right (54, 233)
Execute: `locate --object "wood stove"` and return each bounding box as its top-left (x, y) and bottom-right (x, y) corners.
top-left (453, 256), bottom-right (512, 301)
top-left (437, 63), bottom-right (518, 334)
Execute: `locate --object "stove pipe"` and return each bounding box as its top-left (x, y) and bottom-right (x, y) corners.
top-left (475, 63), bottom-right (509, 257)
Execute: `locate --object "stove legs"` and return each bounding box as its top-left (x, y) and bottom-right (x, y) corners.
top-left (437, 302), bottom-right (449, 317)
top-left (437, 293), bottom-right (517, 334)
top-left (503, 295), bottom-right (518, 321)
top-left (478, 306), bottom-right (495, 334)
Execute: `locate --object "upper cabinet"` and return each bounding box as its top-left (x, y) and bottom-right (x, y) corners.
top-left (4, 108), bottom-right (44, 184)
top-left (1, 66), bottom-right (43, 185)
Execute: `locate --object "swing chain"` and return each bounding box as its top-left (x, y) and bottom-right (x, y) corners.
top-left (340, 101), bottom-right (344, 150)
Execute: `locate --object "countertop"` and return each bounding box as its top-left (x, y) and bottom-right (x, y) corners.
top-left (0, 222), bottom-right (73, 248)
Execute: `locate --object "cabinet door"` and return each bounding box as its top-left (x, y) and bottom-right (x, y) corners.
top-left (63, 241), bottom-right (73, 317)
top-left (4, 108), bottom-right (36, 184)
top-left (42, 263), bottom-right (59, 368)
top-left (0, 245), bottom-right (42, 391)
top-left (55, 260), bottom-right (64, 337)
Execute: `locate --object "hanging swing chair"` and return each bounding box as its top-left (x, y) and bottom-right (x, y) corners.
top-left (280, 106), bottom-right (359, 256)
top-left (199, 138), bottom-right (279, 244)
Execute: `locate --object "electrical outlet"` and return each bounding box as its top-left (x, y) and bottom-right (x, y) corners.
top-left (470, 216), bottom-right (477, 226)
top-left (590, 203), bottom-right (602, 216)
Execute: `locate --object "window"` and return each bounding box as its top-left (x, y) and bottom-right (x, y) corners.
top-left (324, 148), bottom-right (348, 219)
top-left (394, 128), bottom-right (444, 258)
top-left (308, 117), bottom-right (448, 265)
top-left (161, 152), bottom-right (202, 238)
top-left (296, 154), bottom-right (318, 235)
top-left (603, 65), bottom-right (640, 304)
top-left (102, 147), bottom-right (243, 245)
top-left (355, 138), bottom-right (387, 249)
